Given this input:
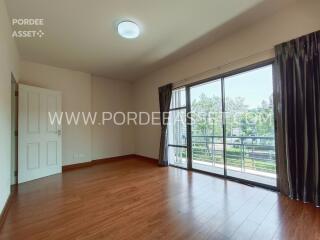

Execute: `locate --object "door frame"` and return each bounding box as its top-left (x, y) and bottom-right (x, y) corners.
top-left (178, 59), bottom-right (279, 191)
top-left (11, 74), bottom-right (18, 185)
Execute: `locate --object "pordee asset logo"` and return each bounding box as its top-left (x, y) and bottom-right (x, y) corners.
top-left (12, 18), bottom-right (45, 38)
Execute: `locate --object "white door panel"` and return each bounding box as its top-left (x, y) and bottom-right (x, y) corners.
top-left (18, 84), bottom-right (62, 183)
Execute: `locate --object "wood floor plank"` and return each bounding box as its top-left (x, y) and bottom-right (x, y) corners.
top-left (230, 219), bottom-right (259, 240)
top-left (215, 188), bottom-right (268, 237)
top-left (0, 157), bottom-right (320, 240)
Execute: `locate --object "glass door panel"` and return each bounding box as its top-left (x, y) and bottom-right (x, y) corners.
top-left (168, 88), bottom-right (187, 168)
top-left (190, 80), bottom-right (224, 175)
top-left (224, 65), bottom-right (276, 186)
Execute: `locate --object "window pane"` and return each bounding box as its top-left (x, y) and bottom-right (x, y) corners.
top-left (170, 87), bottom-right (186, 109)
top-left (168, 109), bottom-right (187, 146)
top-left (168, 146), bottom-right (187, 168)
top-left (190, 79), bottom-right (224, 175)
top-left (224, 65), bottom-right (276, 186)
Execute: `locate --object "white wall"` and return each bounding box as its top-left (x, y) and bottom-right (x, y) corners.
top-left (20, 61), bottom-right (136, 166)
top-left (0, 0), bottom-right (20, 214)
top-left (133, 0), bottom-right (320, 159)
top-left (91, 76), bottom-right (134, 159)
top-left (20, 61), bottom-right (92, 166)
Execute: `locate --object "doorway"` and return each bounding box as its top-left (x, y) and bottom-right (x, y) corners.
top-left (18, 84), bottom-right (63, 183)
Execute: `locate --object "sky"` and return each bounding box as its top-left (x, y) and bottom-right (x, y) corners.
top-left (190, 65), bottom-right (273, 109)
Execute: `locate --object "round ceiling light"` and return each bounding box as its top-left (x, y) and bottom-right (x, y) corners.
top-left (117, 21), bottom-right (140, 39)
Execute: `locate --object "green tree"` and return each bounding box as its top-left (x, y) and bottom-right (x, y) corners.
top-left (191, 94), bottom-right (274, 138)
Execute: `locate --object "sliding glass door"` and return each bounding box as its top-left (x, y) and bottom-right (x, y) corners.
top-left (224, 65), bottom-right (276, 186)
top-left (190, 80), bottom-right (224, 175)
top-left (168, 88), bottom-right (187, 168)
top-left (167, 62), bottom-right (277, 188)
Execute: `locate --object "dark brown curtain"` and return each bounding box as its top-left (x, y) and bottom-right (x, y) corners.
top-left (274, 30), bottom-right (320, 207)
top-left (158, 84), bottom-right (173, 166)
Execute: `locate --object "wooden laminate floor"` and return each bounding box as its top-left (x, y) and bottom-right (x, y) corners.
top-left (1, 157), bottom-right (319, 240)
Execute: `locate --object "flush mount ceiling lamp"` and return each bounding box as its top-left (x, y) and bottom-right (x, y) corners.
top-left (117, 21), bottom-right (140, 39)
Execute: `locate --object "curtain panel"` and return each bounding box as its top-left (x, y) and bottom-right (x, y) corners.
top-left (158, 83), bottom-right (173, 166)
top-left (275, 30), bottom-right (320, 206)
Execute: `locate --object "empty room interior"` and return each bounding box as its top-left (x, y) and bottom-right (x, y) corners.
top-left (1, 0), bottom-right (320, 239)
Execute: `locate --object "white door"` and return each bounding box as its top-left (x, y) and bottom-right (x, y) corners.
top-left (18, 84), bottom-right (62, 183)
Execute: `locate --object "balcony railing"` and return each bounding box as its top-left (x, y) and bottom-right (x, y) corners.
top-left (192, 135), bottom-right (276, 177)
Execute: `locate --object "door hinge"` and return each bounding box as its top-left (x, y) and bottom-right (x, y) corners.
top-left (15, 90), bottom-right (18, 97)
top-left (14, 130), bottom-right (18, 136)
top-left (14, 170), bottom-right (18, 177)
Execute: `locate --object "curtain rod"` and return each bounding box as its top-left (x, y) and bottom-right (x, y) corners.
top-left (173, 48), bottom-right (274, 87)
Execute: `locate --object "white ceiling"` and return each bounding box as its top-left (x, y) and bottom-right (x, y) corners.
top-left (6, 0), bottom-right (295, 81)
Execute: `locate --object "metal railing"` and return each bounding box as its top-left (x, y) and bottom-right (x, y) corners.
top-left (192, 135), bottom-right (276, 175)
